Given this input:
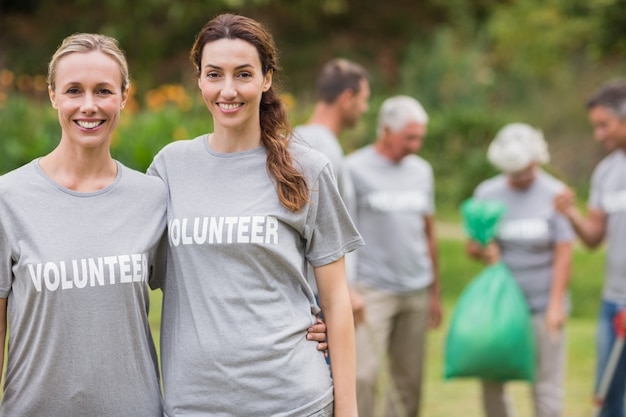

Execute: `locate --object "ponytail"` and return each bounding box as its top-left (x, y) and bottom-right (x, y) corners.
top-left (260, 89), bottom-right (309, 212)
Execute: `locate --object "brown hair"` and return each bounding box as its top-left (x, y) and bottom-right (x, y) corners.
top-left (48, 33), bottom-right (130, 93)
top-left (190, 14), bottom-right (308, 212)
top-left (316, 58), bottom-right (368, 104)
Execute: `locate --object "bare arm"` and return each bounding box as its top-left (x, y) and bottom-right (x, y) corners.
top-left (566, 208), bottom-right (606, 248)
top-left (424, 215), bottom-right (442, 328)
top-left (554, 187), bottom-right (607, 248)
top-left (0, 298), bottom-right (6, 386)
top-left (545, 241), bottom-right (573, 338)
top-left (314, 257), bottom-right (357, 417)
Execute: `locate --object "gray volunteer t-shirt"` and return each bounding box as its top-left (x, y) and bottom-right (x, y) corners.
top-left (474, 170), bottom-right (574, 313)
top-left (0, 160), bottom-right (166, 417)
top-left (588, 149), bottom-right (626, 304)
top-left (346, 145), bottom-right (435, 293)
top-left (148, 135), bottom-right (363, 417)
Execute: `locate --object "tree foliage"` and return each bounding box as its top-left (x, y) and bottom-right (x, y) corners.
top-left (2, 0), bottom-right (624, 92)
top-left (2, 0), bottom-right (626, 207)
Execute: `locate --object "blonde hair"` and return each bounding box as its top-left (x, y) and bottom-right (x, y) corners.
top-left (47, 33), bottom-right (130, 92)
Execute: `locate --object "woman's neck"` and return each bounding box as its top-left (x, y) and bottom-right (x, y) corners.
top-left (209, 124), bottom-right (262, 153)
top-left (39, 144), bottom-right (118, 192)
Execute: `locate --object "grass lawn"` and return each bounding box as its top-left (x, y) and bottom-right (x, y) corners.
top-left (147, 292), bottom-right (598, 416)
top-left (147, 236), bottom-right (606, 416)
top-left (423, 312), bottom-right (596, 417)
top-left (422, 237), bottom-right (603, 416)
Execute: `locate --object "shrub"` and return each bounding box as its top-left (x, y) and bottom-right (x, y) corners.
top-left (0, 94), bottom-right (58, 174)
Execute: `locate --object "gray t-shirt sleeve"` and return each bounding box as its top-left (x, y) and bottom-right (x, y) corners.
top-left (0, 206), bottom-right (12, 298)
top-left (588, 162), bottom-right (604, 210)
top-left (149, 231), bottom-right (169, 290)
top-left (147, 155), bottom-right (167, 291)
top-left (553, 210), bottom-right (575, 243)
top-left (304, 163), bottom-right (363, 268)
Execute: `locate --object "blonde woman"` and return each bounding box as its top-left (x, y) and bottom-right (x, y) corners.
top-left (0, 33), bottom-right (166, 416)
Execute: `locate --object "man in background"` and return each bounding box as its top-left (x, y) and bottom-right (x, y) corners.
top-left (294, 57), bottom-right (370, 323)
top-left (346, 95), bottom-right (442, 417)
top-left (554, 79), bottom-right (626, 417)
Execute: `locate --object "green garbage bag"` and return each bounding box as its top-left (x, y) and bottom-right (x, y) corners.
top-left (460, 197), bottom-right (505, 246)
top-left (444, 198), bottom-right (535, 382)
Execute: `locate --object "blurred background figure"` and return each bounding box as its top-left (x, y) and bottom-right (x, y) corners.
top-left (554, 80), bottom-right (626, 417)
top-left (467, 123), bottom-right (574, 417)
top-left (347, 95), bottom-right (442, 417)
top-left (294, 57), bottom-right (370, 324)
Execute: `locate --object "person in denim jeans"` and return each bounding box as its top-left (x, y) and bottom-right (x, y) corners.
top-left (555, 79), bottom-right (626, 417)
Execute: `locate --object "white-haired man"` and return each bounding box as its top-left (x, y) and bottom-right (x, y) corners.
top-left (346, 95), bottom-right (442, 417)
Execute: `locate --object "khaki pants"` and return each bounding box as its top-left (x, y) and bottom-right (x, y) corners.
top-left (481, 314), bottom-right (566, 417)
top-left (355, 285), bottom-right (430, 417)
